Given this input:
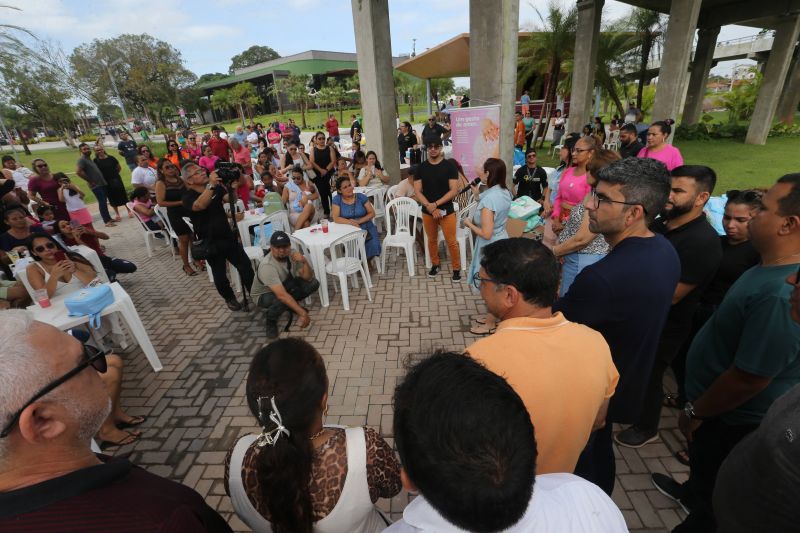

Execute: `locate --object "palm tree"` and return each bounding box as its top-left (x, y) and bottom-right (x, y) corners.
top-left (629, 7), bottom-right (664, 110)
top-left (210, 88), bottom-right (234, 122)
top-left (518, 1), bottom-right (577, 148)
top-left (230, 82), bottom-right (260, 125)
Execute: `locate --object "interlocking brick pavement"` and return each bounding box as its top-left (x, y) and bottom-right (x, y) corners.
top-left (91, 215), bottom-right (689, 532)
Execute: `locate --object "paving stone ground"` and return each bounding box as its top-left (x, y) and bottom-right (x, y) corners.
top-left (96, 213), bottom-right (689, 532)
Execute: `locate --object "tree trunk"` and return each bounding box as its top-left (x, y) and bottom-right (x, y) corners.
top-left (636, 36), bottom-right (653, 110)
top-left (339, 102), bottom-right (344, 124)
top-left (536, 63), bottom-right (559, 149)
top-left (16, 130), bottom-right (31, 155)
top-left (300, 102), bottom-right (307, 129)
top-left (409, 97), bottom-right (415, 122)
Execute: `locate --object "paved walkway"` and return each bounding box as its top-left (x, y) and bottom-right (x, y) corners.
top-left (96, 213), bottom-right (688, 532)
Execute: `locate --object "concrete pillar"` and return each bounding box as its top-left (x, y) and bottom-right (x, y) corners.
top-left (567, 0), bottom-right (604, 133)
top-left (426, 79), bottom-right (432, 116)
top-left (652, 0), bottom-right (701, 122)
top-left (469, 0), bottom-right (520, 175)
top-left (777, 49), bottom-right (800, 125)
top-left (682, 26), bottom-right (720, 126)
top-left (350, 0), bottom-right (400, 182)
top-left (746, 15), bottom-right (800, 145)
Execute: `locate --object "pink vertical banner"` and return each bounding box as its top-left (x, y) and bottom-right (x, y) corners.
top-left (448, 105), bottom-right (501, 181)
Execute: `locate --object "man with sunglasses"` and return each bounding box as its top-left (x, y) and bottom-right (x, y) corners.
top-left (512, 148), bottom-right (548, 205)
top-left (553, 157), bottom-right (680, 495)
top-left (467, 238), bottom-right (618, 475)
top-left (0, 311), bottom-right (232, 532)
top-left (421, 115), bottom-right (448, 146)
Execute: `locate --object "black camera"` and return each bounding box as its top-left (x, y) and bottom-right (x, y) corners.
top-left (215, 162), bottom-right (241, 185)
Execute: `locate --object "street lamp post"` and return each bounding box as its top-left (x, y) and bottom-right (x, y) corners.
top-left (102, 58), bottom-right (130, 130)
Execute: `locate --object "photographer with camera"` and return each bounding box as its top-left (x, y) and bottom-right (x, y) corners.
top-left (181, 162), bottom-right (255, 311)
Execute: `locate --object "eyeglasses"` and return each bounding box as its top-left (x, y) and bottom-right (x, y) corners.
top-left (590, 189), bottom-right (648, 215)
top-left (472, 274), bottom-right (511, 290)
top-left (33, 242), bottom-right (57, 253)
top-left (726, 190), bottom-right (763, 203)
top-left (0, 345), bottom-right (108, 438)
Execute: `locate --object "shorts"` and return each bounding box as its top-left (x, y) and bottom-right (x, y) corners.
top-left (0, 279), bottom-right (16, 300)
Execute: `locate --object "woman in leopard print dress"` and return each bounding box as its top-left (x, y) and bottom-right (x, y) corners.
top-left (225, 338), bottom-right (401, 533)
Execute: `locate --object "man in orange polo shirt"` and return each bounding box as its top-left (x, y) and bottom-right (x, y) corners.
top-left (466, 238), bottom-right (619, 474)
top-left (514, 111), bottom-right (526, 149)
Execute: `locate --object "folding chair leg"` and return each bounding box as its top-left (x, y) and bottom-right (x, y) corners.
top-left (144, 234), bottom-right (153, 257)
top-left (339, 274), bottom-right (350, 311)
top-left (361, 267), bottom-right (373, 302)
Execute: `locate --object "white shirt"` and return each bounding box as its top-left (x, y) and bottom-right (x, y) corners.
top-left (247, 132), bottom-right (259, 144)
top-left (131, 166), bottom-right (157, 189)
top-left (384, 473), bottom-right (628, 533)
top-left (10, 168), bottom-right (31, 190)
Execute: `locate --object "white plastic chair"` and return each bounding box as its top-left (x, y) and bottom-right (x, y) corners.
top-left (255, 212), bottom-right (293, 251)
top-left (367, 186), bottom-right (387, 233)
top-left (223, 199), bottom-right (246, 215)
top-left (550, 144), bottom-right (563, 157)
top-left (127, 202), bottom-right (170, 258)
top-left (386, 184), bottom-right (401, 201)
top-left (423, 202), bottom-right (478, 274)
top-left (603, 129), bottom-right (620, 150)
top-left (380, 197), bottom-right (418, 276)
top-left (154, 205), bottom-right (180, 261)
top-left (325, 230), bottom-right (372, 311)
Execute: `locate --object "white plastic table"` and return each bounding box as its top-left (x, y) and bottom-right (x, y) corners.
top-left (27, 282), bottom-right (163, 372)
top-left (237, 209), bottom-right (290, 247)
top-left (292, 222), bottom-right (367, 307)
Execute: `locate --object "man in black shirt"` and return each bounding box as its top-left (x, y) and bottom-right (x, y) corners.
top-left (116, 131), bottom-right (138, 171)
top-left (553, 157), bottom-right (680, 494)
top-left (181, 162), bottom-right (255, 311)
top-left (618, 123), bottom-right (643, 159)
top-left (349, 114), bottom-right (361, 139)
top-left (512, 148), bottom-right (549, 202)
top-left (421, 115), bottom-right (449, 146)
top-left (616, 165), bottom-right (723, 448)
top-left (414, 141), bottom-right (461, 282)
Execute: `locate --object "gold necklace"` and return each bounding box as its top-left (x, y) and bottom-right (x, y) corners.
top-left (764, 251), bottom-right (800, 266)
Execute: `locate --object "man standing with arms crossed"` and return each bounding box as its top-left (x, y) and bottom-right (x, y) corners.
top-left (76, 143), bottom-right (114, 227)
top-left (413, 140), bottom-right (461, 282)
top-left (553, 157), bottom-right (680, 494)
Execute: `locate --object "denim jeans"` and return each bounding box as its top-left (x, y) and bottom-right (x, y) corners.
top-left (92, 186), bottom-right (112, 224)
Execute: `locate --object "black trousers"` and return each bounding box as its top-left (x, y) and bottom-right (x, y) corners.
top-left (637, 321), bottom-right (694, 433)
top-left (205, 240), bottom-right (254, 302)
top-left (257, 277), bottom-right (320, 321)
top-left (674, 418), bottom-right (757, 533)
top-left (573, 422), bottom-right (615, 495)
top-left (313, 173), bottom-right (332, 216)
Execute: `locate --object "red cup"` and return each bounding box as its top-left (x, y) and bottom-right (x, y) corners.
top-left (321, 219), bottom-right (329, 233)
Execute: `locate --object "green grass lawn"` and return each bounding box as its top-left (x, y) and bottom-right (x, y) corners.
top-left (197, 103), bottom-right (431, 134)
top-left (9, 142), bottom-right (167, 205)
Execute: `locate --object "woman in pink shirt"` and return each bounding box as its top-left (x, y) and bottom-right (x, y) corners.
top-left (637, 121), bottom-right (684, 171)
top-left (552, 136), bottom-right (596, 226)
top-left (198, 145), bottom-right (219, 174)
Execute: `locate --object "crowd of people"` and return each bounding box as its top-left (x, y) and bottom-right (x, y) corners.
top-left (0, 106), bottom-right (798, 533)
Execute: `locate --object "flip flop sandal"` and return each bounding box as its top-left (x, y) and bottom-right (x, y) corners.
top-left (473, 315), bottom-right (487, 324)
top-left (183, 265), bottom-right (199, 277)
top-left (98, 431), bottom-right (139, 450)
top-left (663, 393), bottom-right (682, 410)
top-left (469, 323), bottom-right (496, 335)
top-left (117, 415), bottom-right (146, 429)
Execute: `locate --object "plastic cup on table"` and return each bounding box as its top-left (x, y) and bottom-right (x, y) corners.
top-left (34, 288), bottom-right (51, 308)
top-left (321, 219), bottom-right (329, 233)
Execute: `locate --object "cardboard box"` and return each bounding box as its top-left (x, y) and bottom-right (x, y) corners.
top-left (506, 218), bottom-right (527, 238)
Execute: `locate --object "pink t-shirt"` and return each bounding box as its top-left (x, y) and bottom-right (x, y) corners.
top-left (637, 144), bottom-right (684, 171)
top-left (552, 167), bottom-right (591, 220)
top-left (232, 146), bottom-right (252, 175)
top-left (198, 155), bottom-right (219, 173)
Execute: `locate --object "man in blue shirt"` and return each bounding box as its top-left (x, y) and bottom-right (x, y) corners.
top-left (652, 174), bottom-right (800, 533)
top-left (553, 157), bottom-right (680, 495)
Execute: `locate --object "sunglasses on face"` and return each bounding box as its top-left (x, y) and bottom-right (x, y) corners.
top-left (0, 344), bottom-right (108, 438)
top-left (36, 163), bottom-right (48, 168)
top-left (34, 242), bottom-right (57, 253)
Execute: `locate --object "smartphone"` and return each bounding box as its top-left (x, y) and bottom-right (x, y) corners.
top-left (53, 251), bottom-right (67, 262)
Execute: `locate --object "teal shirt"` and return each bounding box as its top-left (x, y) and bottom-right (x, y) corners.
top-left (685, 263), bottom-right (800, 425)
top-left (523, 116), bottom-right (535, 132)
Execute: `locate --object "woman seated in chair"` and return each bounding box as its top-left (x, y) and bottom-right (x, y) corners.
top-left (357, 151), bottom-right (390, 187)
top-left (53, 220), bottom-right (137, 282)
top-left (130, 187), bottom-right (164, 232)
top-left (335, 158), bottom-right (355, 185)
top-left (25, 234), bottom-right (144, 449)
top-left (225, 338), bottom-right (401, 533)
top-left (331, 177), bottom-right (381, 263)
top-left (282, 166), bottom-right (317, 231)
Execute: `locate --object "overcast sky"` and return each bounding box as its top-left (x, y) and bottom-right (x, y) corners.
top-left (6, 0), bottom-right (757, 84)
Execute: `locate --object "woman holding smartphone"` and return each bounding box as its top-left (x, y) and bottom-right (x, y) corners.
top-left (26, 234), bottom-right (96, 298)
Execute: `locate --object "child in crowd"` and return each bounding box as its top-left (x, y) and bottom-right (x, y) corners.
top-left (55, 172), bottom-right (95, 231)
top-left (130, 186), bottom-right (164, 233)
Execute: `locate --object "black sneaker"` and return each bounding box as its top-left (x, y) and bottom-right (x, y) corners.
top-left (452, 271), bottom-right (462, 283)
top-left (651, 473), bottom-right (690, 513)
top-left (614, 426), bottom-right (659, 448)
top-left (226, 298), bottom-right (242, 311)
top-left (265, 320), bottom-right (279, 339)
top-left (428, 265), bottom-right (440, 277)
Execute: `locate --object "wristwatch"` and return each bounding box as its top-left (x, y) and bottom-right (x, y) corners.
top-left (683, 401), bottom-right (707, 421)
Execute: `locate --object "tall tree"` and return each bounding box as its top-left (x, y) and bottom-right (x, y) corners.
top-left (210, 88), bottom-right (234, 121)
top-left (70, 34), bottom-right (196, 121)
top-left (394, 72), bottom-right (423, 121)
top-left (283, 75), bottom-right (313, 128)
top-left (229, 82), bottom-right (261, 125)
top-left (629, 8), bottom-right (664, 110)
top-left (229, 45), bottom-right (280, 74)
top-left (197, 72), bottom-right (228, 84)
top-left (518, 1), bottom-right (577, 147)
top-left (430, 78), bottom-right (456, 110)
top-left (266, 77), bottom-right (287, 116)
